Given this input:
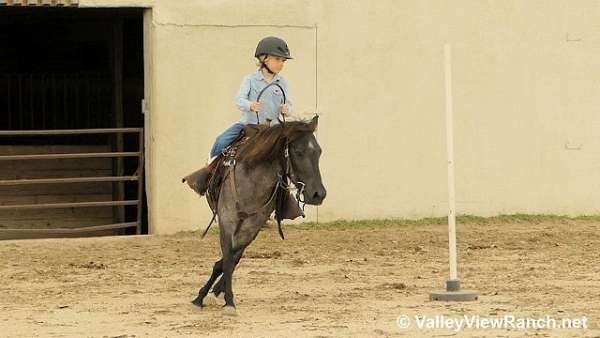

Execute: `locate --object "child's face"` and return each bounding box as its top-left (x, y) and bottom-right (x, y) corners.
top-left (264, 55), bottom-right (287, 74)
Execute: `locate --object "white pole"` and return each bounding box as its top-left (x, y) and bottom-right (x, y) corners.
top-left (430, 44), bottom-right (478, 301)
top-left (444, 43), bottom-right (458, 281)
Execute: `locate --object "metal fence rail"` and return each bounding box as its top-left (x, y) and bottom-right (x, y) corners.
top-left (0, 1), bottom-right (80, 6)
top-left (0, 152), bottom-right (140, 161)
top-left (0, 127), bottom-right (144, 235)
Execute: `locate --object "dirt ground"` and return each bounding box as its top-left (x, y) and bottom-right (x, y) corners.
top-left (0, 220), bottom-right (599, 338)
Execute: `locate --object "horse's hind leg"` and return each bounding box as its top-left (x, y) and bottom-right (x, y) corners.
top-left (191, 258), bottom-right (222, 307)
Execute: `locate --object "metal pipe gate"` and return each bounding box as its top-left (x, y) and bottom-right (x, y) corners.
top-left (0, 127), bottom-right (144, 236)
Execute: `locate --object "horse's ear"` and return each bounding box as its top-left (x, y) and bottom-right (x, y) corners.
top-left (308, 115), bottom-right (319, 132)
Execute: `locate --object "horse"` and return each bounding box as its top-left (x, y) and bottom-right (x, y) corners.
top-left (189, 115), bottom-right (326, 312)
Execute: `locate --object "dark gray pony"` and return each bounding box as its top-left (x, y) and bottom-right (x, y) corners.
top-left (189, 116), bottom-right (326, 312)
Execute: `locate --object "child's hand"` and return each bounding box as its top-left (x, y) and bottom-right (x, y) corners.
top-left (250, 101), bottom-right (262, 112)
top-left (280, 104), bottom-right (289, 115)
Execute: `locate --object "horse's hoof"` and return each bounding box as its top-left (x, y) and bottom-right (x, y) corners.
top-left (223, 305), bottom-right (238, 316)
top-left (191, 296), bottom-right (204, 308)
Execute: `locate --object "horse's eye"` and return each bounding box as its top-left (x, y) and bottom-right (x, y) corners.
top-left (293, 150), bottom-right (304, 157)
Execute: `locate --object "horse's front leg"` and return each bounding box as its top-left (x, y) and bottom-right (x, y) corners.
top-left (222, 234), bottom-right (237, 311)
top-left (212, 248), bottom-right (245, 298)
top-left (216, 212), bottom-right (268, 297)
top-left (191, 258), bottom-right (223, 307)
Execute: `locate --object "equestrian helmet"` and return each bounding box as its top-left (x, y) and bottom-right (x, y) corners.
top-left (255, 36), bottom-right (293, 59)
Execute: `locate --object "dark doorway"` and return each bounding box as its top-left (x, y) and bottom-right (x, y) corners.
top-left (0, 7), bottom-right (147, 239)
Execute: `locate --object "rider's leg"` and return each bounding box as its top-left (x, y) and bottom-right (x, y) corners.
top-left (210, 123), bottom-right (245, 158)
top-left (183, 123), bottom-right (245, 196)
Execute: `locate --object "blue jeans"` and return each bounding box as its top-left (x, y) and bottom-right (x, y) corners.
top-left (210, 122), bottom-right (245, 158)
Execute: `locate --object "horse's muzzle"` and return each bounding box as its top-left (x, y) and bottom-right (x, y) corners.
top-left (305, 185), bottom-right (327, 205)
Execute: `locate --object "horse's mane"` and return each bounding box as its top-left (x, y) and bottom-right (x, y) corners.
top-left (237, 119), bottom-right (316, 167)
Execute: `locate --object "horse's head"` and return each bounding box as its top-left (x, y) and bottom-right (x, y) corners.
top-left (236, 115), bottom-right (327, 205)
top-left (287, 116), bottom-right (327, 205)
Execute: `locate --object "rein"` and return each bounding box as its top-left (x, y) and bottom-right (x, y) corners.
top-left (255, 81), bottom-right (286, 125)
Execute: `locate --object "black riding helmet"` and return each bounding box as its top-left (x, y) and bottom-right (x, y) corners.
top-left (255, 36), bottom-right (292, 74)
top-left (255, 36), bottom-right (293, 59)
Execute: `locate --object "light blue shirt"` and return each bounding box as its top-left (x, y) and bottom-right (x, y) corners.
top-left (235, 70), bottom-right (293, 125)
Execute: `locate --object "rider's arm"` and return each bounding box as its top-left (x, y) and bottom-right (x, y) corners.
top-left (235, 75), bottom-right (253, 112)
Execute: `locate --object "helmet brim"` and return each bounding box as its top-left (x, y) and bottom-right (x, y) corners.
top-left (256, 53), bottom-right (293, 60)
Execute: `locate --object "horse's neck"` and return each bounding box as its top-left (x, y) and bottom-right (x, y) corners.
top-left (223, 163), bottom-right (278, 214)
top-left (243, 160), bottom-right (281, 186)
top-left (232, 160), bottom-right (281, 202)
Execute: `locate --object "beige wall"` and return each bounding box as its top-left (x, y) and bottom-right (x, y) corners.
top-left (85, 0), bottom-right (600, 233)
